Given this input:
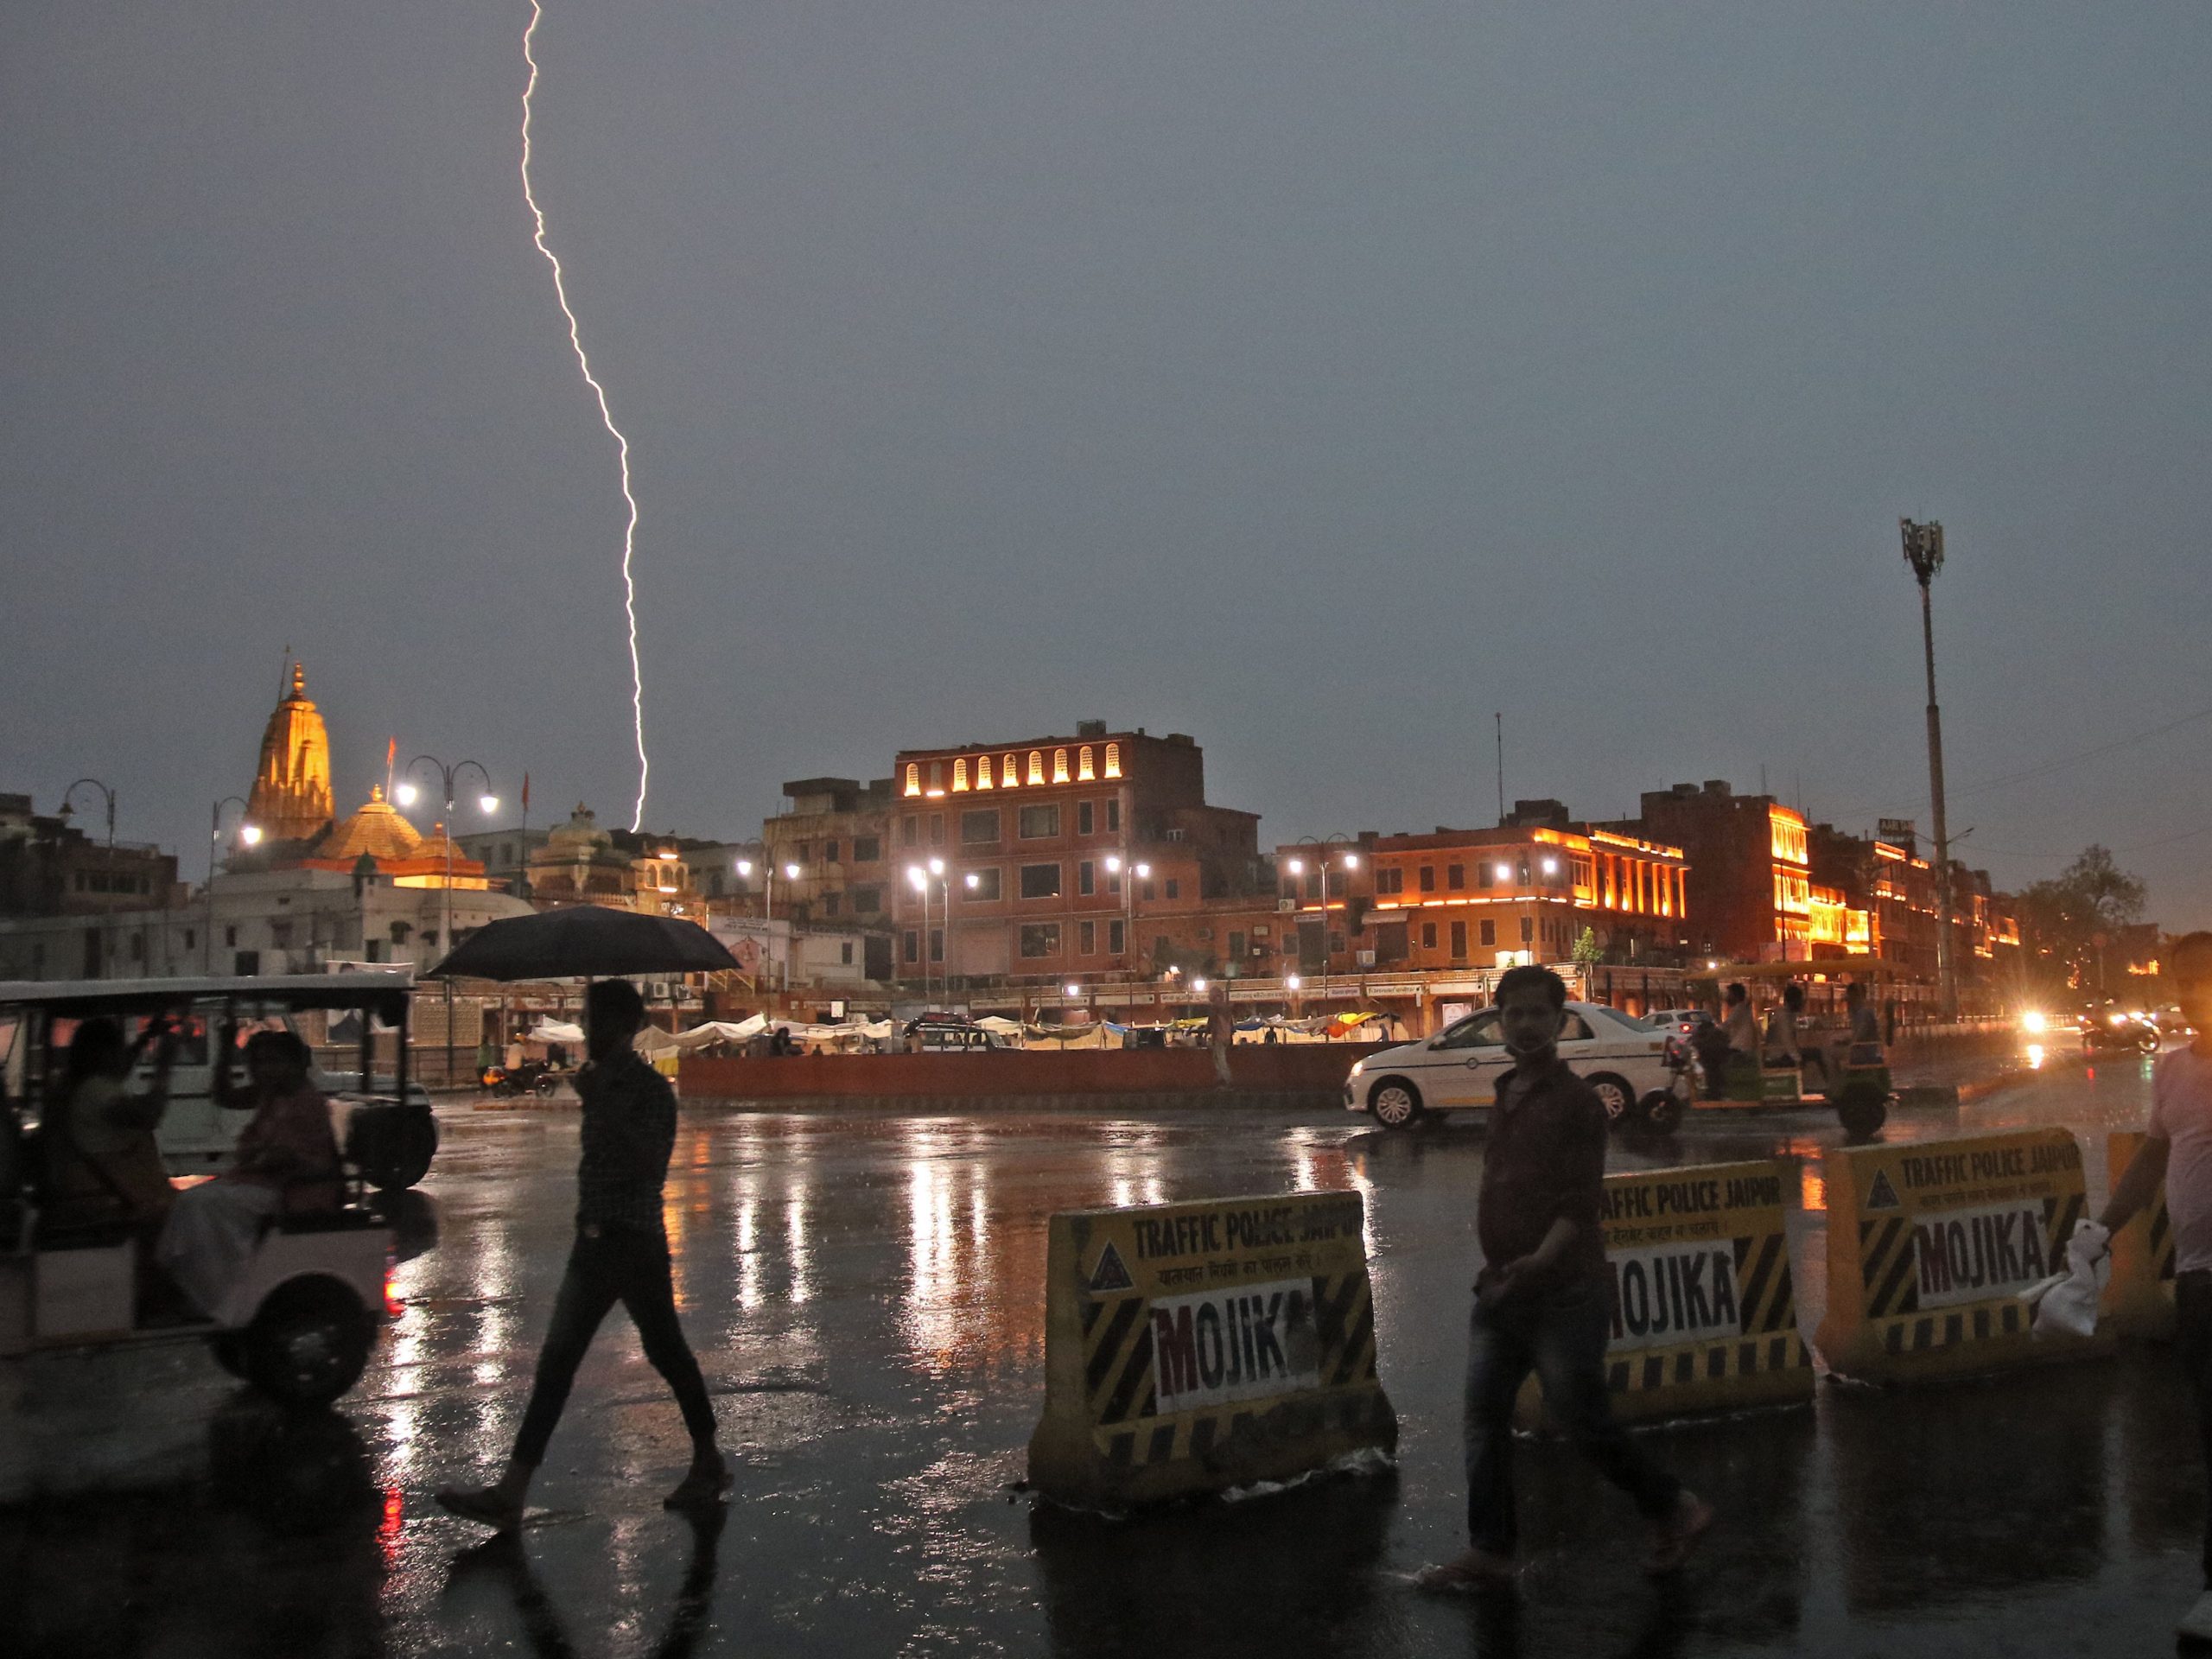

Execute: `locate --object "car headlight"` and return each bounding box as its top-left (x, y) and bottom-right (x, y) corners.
top-left (2110, 1012), bottom-right (2128, 1027)
top-left (2022, 1011), bottom-right (2047, 1035)
top-left (1348, 1059), bottom-right (1365, 1079)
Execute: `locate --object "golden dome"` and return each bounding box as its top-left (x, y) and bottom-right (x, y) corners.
top-left (315, 785), bottom-right (424, 863)
top-left (246, 660), bottom-right (334, 843)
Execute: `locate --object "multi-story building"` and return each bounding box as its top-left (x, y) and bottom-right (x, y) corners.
top-left (0, 792), bottom-right (185, 918)
top-left (885, 723), bottom-right (1266, 988)
top-left (523, 804), bottom-right (712, 923)
top-left (744, 776), bottom-right (896, 928)
top-left (1615, 780), bottom-right (1826, 963)
top-left (1274, 803), bottom-right (1690, 980)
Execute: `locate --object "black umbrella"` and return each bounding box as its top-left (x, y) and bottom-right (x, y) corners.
top-left (427, 907), bottom-right (743, 982)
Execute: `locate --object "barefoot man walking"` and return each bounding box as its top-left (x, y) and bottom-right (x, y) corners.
top-left (440, 978), bottom-right (728, 1529)
top-left (1419, 964), bottom-right (1711, 1587)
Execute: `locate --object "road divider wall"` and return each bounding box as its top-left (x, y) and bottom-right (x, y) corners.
top-left (1027, 1190), bottom-right (1396, 1509)
top-left (1519, 1159), bottom-right (1811, 1428)
top-left (2103, 1129), bottom-right (2177, 1340)
top-left (1815, 1128), bottom-right (2111, 1380)
top-left (681, 1045), bottom-right (1389, 1109)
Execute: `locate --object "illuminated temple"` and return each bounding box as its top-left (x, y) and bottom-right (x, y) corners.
top-left (245, 662), bottom-right (334, 845)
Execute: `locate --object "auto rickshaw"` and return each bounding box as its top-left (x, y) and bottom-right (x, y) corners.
top-left (1687, 963), bottom-right (1897, 1138)
top-left (0, 972), bottom-right (419, 1403)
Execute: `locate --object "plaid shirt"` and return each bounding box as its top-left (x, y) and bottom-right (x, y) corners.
top-left (574, 1049), bottom-right (676, 1234)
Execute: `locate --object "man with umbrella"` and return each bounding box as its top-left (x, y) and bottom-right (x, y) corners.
top-left (437, 976), bottom-right (728, 1528)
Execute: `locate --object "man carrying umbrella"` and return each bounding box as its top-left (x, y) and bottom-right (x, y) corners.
top-left (438, 977), bottom-right (728, 1528)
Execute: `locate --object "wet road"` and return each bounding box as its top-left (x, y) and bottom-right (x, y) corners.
top-left (3, 1051), bottom-right (2197, 1656)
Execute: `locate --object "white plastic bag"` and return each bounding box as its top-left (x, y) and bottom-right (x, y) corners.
top-left (2026, 1219), bottom-right (2110, 1339)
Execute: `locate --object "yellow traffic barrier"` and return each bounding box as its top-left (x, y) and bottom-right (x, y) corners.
top-left (1816, 1128), bottom-right (2112, 1380)
top-left (1026, 1190), bottom-right (1396, 1509)
top-left (1518, 1160), bottom-right (1811, 1428)
top-left (2103, 1129), bottom-right (2176, 1340)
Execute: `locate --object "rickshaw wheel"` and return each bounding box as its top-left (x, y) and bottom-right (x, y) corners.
top-left (246, 1277), bottom-right (374, 1408)
top-left (1836, 1088), bottom-right (1888, 1141)
top-left (1637, 1090), bottom-right (1684, 1133)
top-left (208, 1332), bottom-right (250, 1378)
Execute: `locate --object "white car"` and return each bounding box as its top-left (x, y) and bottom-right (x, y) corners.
top-left (1344, 1001), bottom-right (1687, 1131)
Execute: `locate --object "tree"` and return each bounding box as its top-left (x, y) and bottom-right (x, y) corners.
top-left (2017, 845), bottom-right (2148, 993)
top-left (1571, 926), bottom-right (1603, 969)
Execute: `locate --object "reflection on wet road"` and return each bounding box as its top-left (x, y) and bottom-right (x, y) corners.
top-left (2, 1052), bottom-right (2197, 1656)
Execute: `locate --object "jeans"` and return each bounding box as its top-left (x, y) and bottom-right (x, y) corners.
top-left (2176, 1271), bottom-right (2212, 1586)
top-left (512, 1224), bottom-right (718, 1468)
top-left (1463, 1275), bottom-right (1681, 1554)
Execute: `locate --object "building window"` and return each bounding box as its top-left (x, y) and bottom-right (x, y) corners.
top-left (974, 756), bottom-right (994, 791)
top-left (1450, 919), bottom-right (1466, 958)
top-left (1020, 863), bottom-right (1062, 899)
top-left (904, 931), bottom-right (920, 964)
top-left (1109, 919), bottom-right (1126, 956)
top-left (1519, 916), bottom-right (1534, 944)
top-left (930, 929), bottom-right (944, 963)
top-left (902, 816), bottom-right (918, 846)
top-left (1027, 751), bottom-right (1046, 786)
top-left (964, 868), bottom-right (1002, 900)
top-left (1478, 861), bottom-right (1494, 889)
top-left (841, 942), bottom-right (854, 964)
top-left (1018, 804), bottom-right (1060, 839)
top-left (1105, 799), bottom-right (1121, 833)
top-left (1419, 866), bottom-right (1436, 893)
top-left (1002, 753), bottom-right (1020, 788)
top-left (1421, 922), bottom-right (1438, 950)
top-left (823, 893), bottom-right (841, 917)
top-left (929, 814), bottom-right (944, 844)
top-left (1165, 878), bottom-right (1180, 899)
top-left (1079, 920), bottom-right (1096, 955)
top-left (852, 836), bottom-right (880, 862)
top-left (952, 758), bottom-right (969, 791)
top-left (1229, 931), bottom-right (1245, 960)
top-left (1375, 867), bottom-right (1404, 895)
top-left (225, 925), bottom-right (238, 947)
top-left (364, 940), bottom-right (383, 963)
top-left (1103, 742), bottom-right (1122, 779)
top-left (1053, 747), bottom-right (1071, 784)
top-left (1078, 746), bottom-right (1095, 781)
top-left (1078, 861), bottom-right (1095, 896)
top-left (1020, 923), bottom-right (1061, 958)
top-left (825, 840), bottom-right (841, 863)
top-left (853, 885), bottom-right (881, 913)
top-left (233, 950), bottom-right (260, 976)
top-left (961, 809), bottom-right (1001, 845)
top-left (905, 763), bottom-right (921, 797)
top-left (1480, 919), bottom-right (1495, 947)
top-left (1141, 880), bottom-right (1155, 902)
top-left (1446, 863), bottom-right (1465, 890)
top-left (1077, 800), bottom-right (1094, 836)
top-left (268, 920), bottom-right (292, 949)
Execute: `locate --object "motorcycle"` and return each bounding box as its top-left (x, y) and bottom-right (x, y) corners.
top-left (2081, 1009), bottom-right (2160, 1055)
top-left (482, 1061), bottom-right (563, 1097)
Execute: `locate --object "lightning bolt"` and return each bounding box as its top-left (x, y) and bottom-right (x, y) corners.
top-left (520, 0), bottom-right (648, 830)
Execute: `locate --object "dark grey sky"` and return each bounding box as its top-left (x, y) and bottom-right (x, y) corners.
top-left (4, 3), bottom-right (2207, 924)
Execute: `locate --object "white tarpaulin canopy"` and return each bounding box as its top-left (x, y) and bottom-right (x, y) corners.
top-left (528, 1020), bottom-right (585, 1044)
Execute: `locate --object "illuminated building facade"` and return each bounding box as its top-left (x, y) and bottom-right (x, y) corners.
top-left (1275, 804), bottom-right (1689, 979)
top-left (1618, 780), bottom-right (1857, 963)
top-left (245, 662), bottom-right (335, 847)
top-left (887, 724), bottom-right (1265, 987)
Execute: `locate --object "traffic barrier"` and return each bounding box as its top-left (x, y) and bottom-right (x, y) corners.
top-left (1026, 1190), bottom-right (1396, 1509)
top-left (1518, 1160), bottom-right (1811, 1427)
top-left (1815, 1128), bottom-right (2112, 1380)
top-left (2103, 1129), bottom-right (2176, 1340)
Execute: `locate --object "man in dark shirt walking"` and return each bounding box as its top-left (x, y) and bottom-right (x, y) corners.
top-left (1420, 965), bottom-right (1711, 1587)
top-left (439, 979), bottom-right (728, 1529)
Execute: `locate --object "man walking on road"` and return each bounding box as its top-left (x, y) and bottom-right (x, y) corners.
top-left (1419, 964), bottom-right (1711, 1588)
top-left (2095, 930), bottom-right (2212, 1640)
top-left (438, 978), bottom-right (728, 1529)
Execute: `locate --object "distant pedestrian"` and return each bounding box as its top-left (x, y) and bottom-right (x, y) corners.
top-left (2093, 931), bottom-right (2212, 1640)
top-left (1845, 982), bottom-right (1882, 1065)
top-left (1417, 964), bottom-right (1711, 1588)
top-left (437, 978), bottom-right (728, 1531)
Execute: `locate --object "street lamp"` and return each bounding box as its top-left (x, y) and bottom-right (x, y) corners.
top-left (1288, 836), bottom-right (1362, 1007)
top-left (206, 796), bottom-right (258, 971)
top-left (1901, 517), bottom-right (1957, 1021)
top-left (61, 778), bottom-right (118, 849)
top-left (906, 863), bottom-right (939, 1004)
top-left (400, 755), bottom-right (496, 1087)
top-left (1104, 854), bottom-right (1150, 1015)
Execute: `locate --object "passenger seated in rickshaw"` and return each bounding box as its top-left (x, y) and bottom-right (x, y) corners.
top-left (1763, 984), bottom-right (1831, 1090)
top-left (157, 1028), bottom-right (343, 1317)
top-left (41, 1014), bottom-right (181, 1235)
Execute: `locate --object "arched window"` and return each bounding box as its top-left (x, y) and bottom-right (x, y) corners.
top-left (1002, 753), bottom-right (1019, 788)
top-left (974, 755), bottom-right (992, 791)
top-left (952, 758), bottom-right (969, 791)
top-left (1077, 746), bottom-right (1095, 781)
top-left (1103, 742), bottom-right (1122, 779)
top-left (1053, 747), bottom-right (1070, 784)
top-left (1027, 751), bottom-right (1045, 786)
top-left (904, 763), bottom-right (921, 798)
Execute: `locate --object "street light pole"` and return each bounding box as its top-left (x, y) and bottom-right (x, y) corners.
top-left (1105, 854), bottom-right (1150, 1024)
top-left (207, 796), bottom-right (259, 972)
top-left (1901, 519), bottom-right (1957, 1021)
top-left (63, 778), bottom-right (117, 849)
top-left (399, 756), bottom-right (496, 1088)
